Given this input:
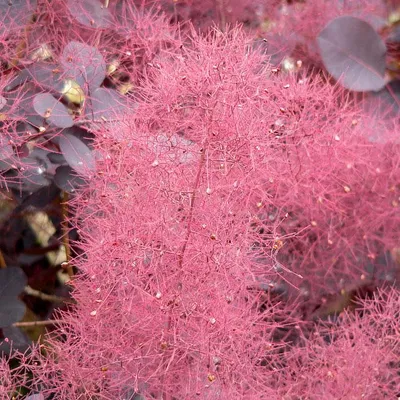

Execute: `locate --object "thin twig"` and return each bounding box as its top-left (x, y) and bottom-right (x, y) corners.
top-left (24, 285), bottom-right (77, 304)
top-left (61, 191), bottom-right (74, 278)
top-left (0, 249), bottom-right (6, 269)
top-left (12, 319), bottom-right (65, 328)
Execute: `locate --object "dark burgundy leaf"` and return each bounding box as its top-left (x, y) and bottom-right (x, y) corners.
top-left (18, 156), bottom-right (52, 189)
top-left (47, 152), bottom-right (66, 164)
top-left (9, 89), bottom-right (44, 128)
top-left (54, 165), bottom-right (87, 193)
top-left (16, 183), bottom-right (60, 211)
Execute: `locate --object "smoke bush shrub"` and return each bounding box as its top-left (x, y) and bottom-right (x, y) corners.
top-left (1, 10), bottom-right (400, 400)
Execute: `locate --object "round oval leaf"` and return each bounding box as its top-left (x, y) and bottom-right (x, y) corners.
top-left (18, 156), bottom-right (52, 189)
top-left (0, 0), bottom-right (37, 35)
top-left (0, 267), bottom-right (27, 328)
top-left (59, 133), bottom-right (96, 175)
top-left (60, 41), bottom-right (106, 92)
top-left (54, 165), bottom-right (87, 193)
top-left (0, 95), bottom-right (6, 111)
top-left (0, 142), bottom-right (13, 161)
top-left (88, 87), bottom-right (128, 121)
top-left (1, 326), bottom-right (31, 353)
top-left (47, 152), bottom-right (66, 164)
top-left (26, 394), bottom-right (45, 400)
top-left (5, 63), bottom-right (62, 92)
top-left (28, 63), bottom-right (63, 91)
top-left (33, 93), bottom-right (74, 128)
top-left (317, 16), bottom-right (386, 92)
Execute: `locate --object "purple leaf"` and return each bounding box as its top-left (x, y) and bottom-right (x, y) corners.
top-left (0, 142), bottom-right (13, 161)
top-left (54, 165), bottom-right (87, 193)
top-left (0, 267), bottom-right (27, 328)
top-left (0, 0), bottom-right (37, 34)
top-left (317, 16), bottom-right (386, 92)
top-left (5, 63), bottom-right (63, 92)
top-left (60, 41), bottom-right (106, 92)
top-left (59, 133), bottom-right (96, 175)
top-left (33, 93), bottom-right (74, 128)
top-left (87, 87), bottom-right (128, 121)
top-left (18, 156), bottom-right (52, 189)
top-left (0, 326), bottom-right (31, 353)
top-left (0, 95), bottom-right (6, 111)
top-left (25, 394), bottom-right (45, 400)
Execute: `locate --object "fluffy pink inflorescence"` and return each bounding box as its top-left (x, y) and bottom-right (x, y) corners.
top-left (23, 28), bottom-right (291, 399)
top-left (277, 287), bottom-right (400, 399)
top-left (14, 27), bottom-right (400, 399)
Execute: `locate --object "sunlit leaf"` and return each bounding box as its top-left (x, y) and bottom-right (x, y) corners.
top-left (0, 95), bottom-right (7, 111)
top-left (25, 394), bottom-right (45, 400)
